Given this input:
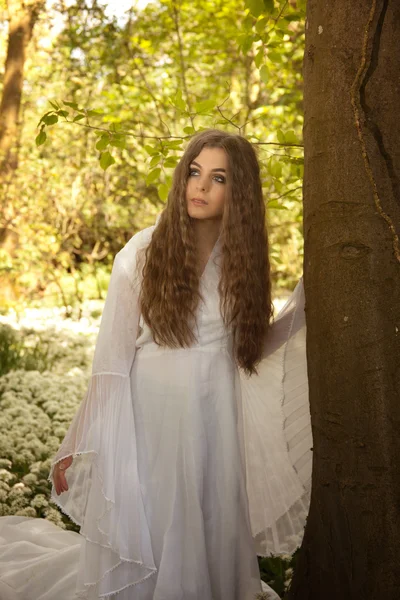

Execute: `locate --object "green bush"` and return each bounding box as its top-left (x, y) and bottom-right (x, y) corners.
top-left (0, 319), bottom-right (95, 531)
top-left (258, 550), bottom-right (298, 598)
top-left (0, 323), bottom-right (93, 377)
top-left (0, 325), bottom-right (25, 376)
top-left (0, 369), bottom-right (88, 531)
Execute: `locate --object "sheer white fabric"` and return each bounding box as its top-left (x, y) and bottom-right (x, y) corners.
top-left (0, 220), bottom-right (312, 600)
top-left (47, 227), bottom-right (157, 598)
top-left (0, 516), bottom-right (81, 600)
top-left (239, 279), bottom-right (312, 556)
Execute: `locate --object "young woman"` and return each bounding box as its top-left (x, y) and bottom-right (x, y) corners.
top-left (48, 129), bottom-right (312, 600)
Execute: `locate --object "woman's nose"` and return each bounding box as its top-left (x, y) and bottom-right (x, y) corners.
top-left (196, 178), bottom-right (207, 191)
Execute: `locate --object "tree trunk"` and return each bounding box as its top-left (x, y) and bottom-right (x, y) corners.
top-left (290, 1), bottom-right (400, 599)
top-left (0, 0), bottom-right (43, 180)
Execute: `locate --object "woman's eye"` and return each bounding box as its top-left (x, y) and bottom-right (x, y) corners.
top-left (188, 169), bottom-right (225, 183)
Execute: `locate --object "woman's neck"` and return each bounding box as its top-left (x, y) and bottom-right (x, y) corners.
top-left (193, 219), bottom-right (222, 276)
top-left (193, 219), bottom-right (221, 256)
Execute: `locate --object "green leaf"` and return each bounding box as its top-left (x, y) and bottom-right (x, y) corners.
top-left (73, 114), bottom-right (85, 122)
top-left (149, 154), bottom-right (161, 168)
top-left (194, 99), bottom-right (215, 114)
top-left (255, 16), bottom-right (269, 34)
top-left (243, 13), bottom-right (255, 31)
top-left (86, 109), bottom-right (104, 117)
top-left (110, 137), bottom-right (126, 149)
top-left (240, 34), bottom-right (254, 55)
top-left (62, 100), bottom-right (80, 110)
top-left (297, 0), bottom-right (307, 12)
top-left (272, 161), bottom-right (283, 178)
top-left (96, 135), bottom-right (110, 151)
top-left (163, 139), bottom-right (183, 149)
top-left (56, 110), bottom-right (69, 118)
top-left (267, 50), bottom-right (282, 63)
top-left (99, 151), bottom-right (115, 171)
top-left (164, 156), bottom-right (179, 168)
top-left (246, 0), bottom-right (265, 18)
top-left (284, 12), bottom-right (303, 22)
top-left (268, 156), bottom-right (283, 178)
top-left (261, 175), bottom-right (271, 188)
top-left (254, 48), bottom-right (264, 68)
top-left (42, 114), bottom-right (58, 126)
top-left (146, 168), bottom-right (161, 186)
top-left (259, 64), bottom-right (269, 83)
top-left (263, 0), bottom-right (275, 14)
top-left (183, 126), bottom-right (196, 134)
top-left (267, 200), bottom-right (287, 210)
top-left (270, 252), bottom-right (283, 265)
top-left (37, 111), bottom-right (53, 126)
top-left (49, 100), bottom-right (60, 110)
top-left (172, 90), bottom-right (186, 112)
top-left (35, 130), bottom-right (47, 146)
top-left (277, 129), bottom-right (285, 143)
top-left (158, 183), bottom-right (169, 202)
top-left (144, 144), bottom-right (159, 156)
top-left (284, 130), bottom-right (298, 144)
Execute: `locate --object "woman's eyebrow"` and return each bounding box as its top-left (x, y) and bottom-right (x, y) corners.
top-left (190, 160), bottom-right (226, 173)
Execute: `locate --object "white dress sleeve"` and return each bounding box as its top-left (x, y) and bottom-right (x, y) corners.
top-left (48, 227), bottom-right (157, 597)
top-left (239, 277), bottom-right (312, 556)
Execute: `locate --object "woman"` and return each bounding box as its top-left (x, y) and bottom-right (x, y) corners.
top-left (47, 129), bottom-right (311, 599)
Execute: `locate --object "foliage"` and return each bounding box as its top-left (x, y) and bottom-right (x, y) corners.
top-left (0, 0), bottom-right (306, 312)
top-left (0, 322), bottom-right (90, 376)
top-left (0, 313), bottom-right (96, 531)
top-left (0, 368), bottom-right (85, 532)
top-left (258, 549), bottom-right (299, 597)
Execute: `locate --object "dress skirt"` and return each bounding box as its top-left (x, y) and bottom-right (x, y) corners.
top-left (127, 345), bottom-right (263, 599)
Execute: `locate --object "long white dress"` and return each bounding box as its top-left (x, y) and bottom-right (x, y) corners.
top-left (0, 222), bottom-right (312, 600)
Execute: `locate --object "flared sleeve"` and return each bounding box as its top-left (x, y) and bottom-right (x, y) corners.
top-left (48, 227), bottom-right (157, 598)
top-left (239, 278), bottom-right (312, 557)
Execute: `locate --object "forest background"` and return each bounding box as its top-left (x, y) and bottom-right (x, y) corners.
top-left (0, 0), bottom-right (306, 597)
top-left (0, 0), bottom-right (305, 314)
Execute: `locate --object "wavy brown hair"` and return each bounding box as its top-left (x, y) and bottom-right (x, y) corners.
top-left (139, 129), bottom-right (272, 375)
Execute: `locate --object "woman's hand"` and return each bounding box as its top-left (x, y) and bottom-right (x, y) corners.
top-left (53, 456), bottom-right (73, 495)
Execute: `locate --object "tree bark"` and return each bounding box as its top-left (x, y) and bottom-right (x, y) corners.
top-left (289, 1), bottom-right (400, 599)
top-left (0, 0), bottom-right (43, 180)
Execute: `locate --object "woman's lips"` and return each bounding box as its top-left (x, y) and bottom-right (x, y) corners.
top-left (192, 198), bottom-right (207, 206)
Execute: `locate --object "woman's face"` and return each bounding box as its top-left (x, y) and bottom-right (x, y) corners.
top-left (186, 147), bottom-right (228, 221)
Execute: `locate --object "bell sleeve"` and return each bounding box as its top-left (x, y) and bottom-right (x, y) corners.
top-left (239, 277), bottom-right (312, 557)
top-left (48, 228), bottom-right (156, 598)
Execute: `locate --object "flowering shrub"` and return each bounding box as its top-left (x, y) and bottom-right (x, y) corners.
top-left (0, 308), bottom-right (98, 531)
top-left (257, 550), bottom-right (298, 598)
top-left (0, 369), bottom-right (88, 530)
top-left (0, 322), bottom-right (95, 377)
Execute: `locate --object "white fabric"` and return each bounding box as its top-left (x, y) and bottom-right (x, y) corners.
top-left (0, 516), bottom-right (81, 600)
top-left (0, 222), bottom-right (312, 599)
top-left (240, 278), bottom-right (311, 556)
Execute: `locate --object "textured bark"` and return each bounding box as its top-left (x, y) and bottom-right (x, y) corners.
top-left (289, 1), bottom-right (400, 599)
top-left (0, 0), bottom-right (43, 179)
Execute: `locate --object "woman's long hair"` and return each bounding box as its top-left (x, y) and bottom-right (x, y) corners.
top-left (139, 129), bottom-right (273, 375)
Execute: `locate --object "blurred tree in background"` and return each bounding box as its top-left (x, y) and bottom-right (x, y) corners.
top-left (0, 0), bottom-right (306, 314)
